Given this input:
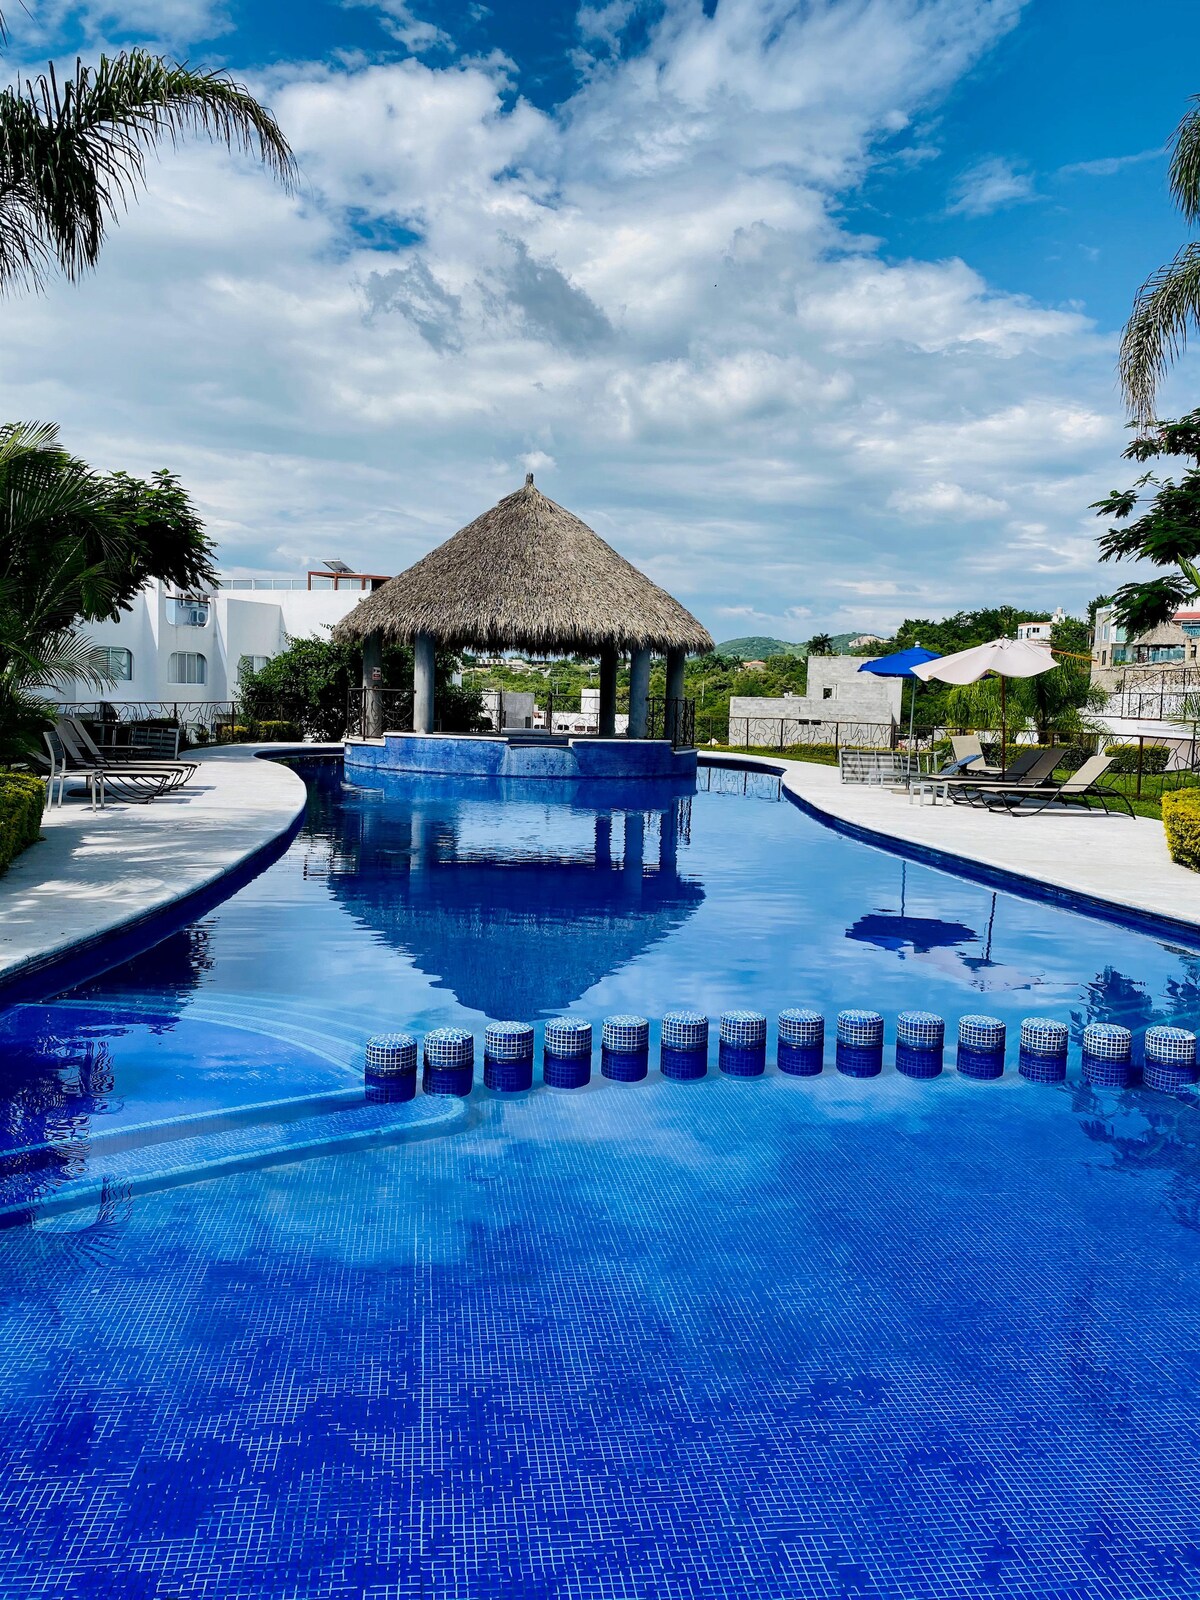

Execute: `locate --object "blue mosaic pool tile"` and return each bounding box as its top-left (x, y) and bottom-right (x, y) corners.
top-left (1142, 1025), bottom-right (1198, 1094)
top-left (1083, 1022), bottom-right (1134, 1088)
top-left (661, 1009), bottom-right (708, 1051)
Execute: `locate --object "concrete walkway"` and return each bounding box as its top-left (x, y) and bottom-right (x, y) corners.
top-left (0, 745), bottom-right (316, 991)
top-left (709, 754), bottom-right (1200, 938)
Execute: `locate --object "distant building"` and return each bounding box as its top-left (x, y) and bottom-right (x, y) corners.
top-left (58, 564), bottom-right (389, 711)
top-left (1090, 603), bottom-right (1200, 690)
top-left (728, 655), bottom-right (902, 744)
top-left (1016, 607), bottom-right (1067, 646)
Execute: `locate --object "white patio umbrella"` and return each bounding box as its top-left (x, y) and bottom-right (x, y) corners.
top-left (911, 637), bottom-right (1058, 774)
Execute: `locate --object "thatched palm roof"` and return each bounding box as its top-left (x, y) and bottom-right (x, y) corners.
top-left (332, 475), bottom-right (713, 655)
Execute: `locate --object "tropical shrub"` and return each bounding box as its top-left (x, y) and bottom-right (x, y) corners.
top-left (1163, 789), bottom-right (1200, 870)
top-left (1105, 742), bottom-right (1172, 775)
top-left (0, 770), bottom-right (45, 873)
top-left (239, 635), bottom-right (485, 740)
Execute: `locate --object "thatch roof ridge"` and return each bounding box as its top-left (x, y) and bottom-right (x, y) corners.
top-left (332, 475), bottom-right (713, 655)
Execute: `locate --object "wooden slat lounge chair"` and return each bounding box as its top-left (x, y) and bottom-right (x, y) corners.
top-left (976, 754), bottom-right (1134, 818)
top-left (64, 718), bottom-right (198, 791)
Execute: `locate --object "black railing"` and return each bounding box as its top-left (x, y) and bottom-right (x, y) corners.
top-left (1109, 666), bottom-right (1200, 720)
top-left (346, 688), bottom-right (414, 739)
top-left (647, 696), bottom-right (696, 750)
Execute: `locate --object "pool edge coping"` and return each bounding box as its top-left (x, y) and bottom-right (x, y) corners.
top-left (0, 745), bottom-right (337, 999)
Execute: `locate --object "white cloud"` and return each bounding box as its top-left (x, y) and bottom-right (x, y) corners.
top-left (8, 0), bottom-right (230, 48)
top-left (1058, 148), bottom-right (1162, 179)
top-left (889, 482), bottom-right (1008, 519)
top-left (947, 154), bottom-right (1037, 217)
top-left (343, 1), bottom-right (453, 54)
top-left (0, 0), bottom-right (1134, 636)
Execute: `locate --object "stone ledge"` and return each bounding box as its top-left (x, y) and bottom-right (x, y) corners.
top-left (0, 745), bottom-right (330, 995)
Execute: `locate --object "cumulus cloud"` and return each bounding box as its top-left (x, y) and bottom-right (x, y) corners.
top-left (0, 0), bottom-right (1134, 636)
top-left (947, 154), bottom-right (1037, 216)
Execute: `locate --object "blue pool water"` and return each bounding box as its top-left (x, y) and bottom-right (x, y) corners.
top-left (2, 758), bottom-right (1200, 1598)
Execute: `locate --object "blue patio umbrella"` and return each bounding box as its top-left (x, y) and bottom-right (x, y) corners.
top-left (857, 646), bottom-right (942, 745)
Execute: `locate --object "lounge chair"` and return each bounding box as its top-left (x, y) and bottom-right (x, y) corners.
top-left (45, 729), bottom-right (174, 806)
top-left (42, 733), bottom-right (106, 810)
top-left (64, 718), bottom-right (197, 791)
top-left (975, 754), bottom-right (1134, 818)
top-left (950, 734), bottom-right (1002, 776)
top-left (945, 747), bottom-right (1062, 803)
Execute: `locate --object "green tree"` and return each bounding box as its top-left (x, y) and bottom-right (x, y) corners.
top-left (1093, 412), bottom-right (1200, 632)
top-left (1120, 96), bottom-right (1200, 421)
top-left (0, 421), bottom-right (216, 759)
top-left (0, 49), bottom-right (293, 291)
top-left (240, 633), bottom-right (484, 741)
top-left (805, 633), bottom-right (833, 656)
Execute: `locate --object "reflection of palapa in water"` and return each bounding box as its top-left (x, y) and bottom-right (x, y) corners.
top-left (328, 786), bottom-right (705, 1016)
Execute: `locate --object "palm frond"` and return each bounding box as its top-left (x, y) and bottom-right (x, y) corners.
top-left (2, 626), bottom-right (118, 693)
top-left (1118, 241), bottom-right (1200, 423)
top-left (1170, 96), bottom-right (1200, 223)
top-left (0, 50), bottom-right (295, 289)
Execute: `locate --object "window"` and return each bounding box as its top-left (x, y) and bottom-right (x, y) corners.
top-left (822, 686), bottom-right (834, 700)
top-left (95, 646), bottom-right (133, 681)
top-left (239, 655), bottom-right (271, 677)
top-left (167, 597), bottom-right (210, 627)
top-left (168, 651), bottom-right (207, 685)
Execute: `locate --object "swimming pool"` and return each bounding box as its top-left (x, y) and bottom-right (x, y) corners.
top-left (1, 757), bottom-right (1200, 1598)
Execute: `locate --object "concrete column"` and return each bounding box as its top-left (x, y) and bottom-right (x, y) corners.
top-left (598, 646), bottom-right (618, 737)
top-left (628, 646), bottom-right (651, 739)
top-left (413, 631), bottom-right (436, 734)
top-left (664, 647), bottom-right (686, 743)
top-left (362, 632), bottom-right (383, 738)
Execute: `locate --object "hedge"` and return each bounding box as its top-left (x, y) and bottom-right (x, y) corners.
top-left (210, 720), bottom-right (304, 745)
top-left (0, 771), bottom-right (46, 875)
top-left (1163, 789), bottom-right (1200, 870)
top-left (1104, 742), bottom-right (1172, 775)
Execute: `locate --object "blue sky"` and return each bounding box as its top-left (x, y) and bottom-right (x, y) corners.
top-left (5, 0), bottom-right (1200, 641)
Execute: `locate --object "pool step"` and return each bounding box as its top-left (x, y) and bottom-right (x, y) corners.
top-left (0, 1091), bottom-right (465, 1227)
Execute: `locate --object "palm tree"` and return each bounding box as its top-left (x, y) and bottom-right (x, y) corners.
top-left (1120, 97), bottom-right (1200, 422)
top-left (0, 420), bottom-right (216, 759)
top-left (0, 48), bottom-right (294, 291)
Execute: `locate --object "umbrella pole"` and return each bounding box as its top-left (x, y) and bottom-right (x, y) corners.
top-left (1001, 675), bottom-right (1007, 774)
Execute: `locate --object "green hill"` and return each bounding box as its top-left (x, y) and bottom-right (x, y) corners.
top-left (715, 631), bottom-right (890, 660)
top-left (714, 635), bottom-right (804, 659)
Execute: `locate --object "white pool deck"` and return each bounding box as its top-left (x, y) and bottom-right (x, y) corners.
top-left (732, 753), bottom-right (1200, 936)
top-left (2, 745), bottom-right (1199, 994)
top-left (0, 745), bottom-right (314, 990)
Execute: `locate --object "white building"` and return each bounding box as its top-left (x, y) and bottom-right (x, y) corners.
top-left (59, 565), bottom-right (388, 713)
top-left (1016, 607), bottom-right (1066, 645)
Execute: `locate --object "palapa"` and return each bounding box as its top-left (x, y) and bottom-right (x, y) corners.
top-left (333, 475), bottom-right (712, 656)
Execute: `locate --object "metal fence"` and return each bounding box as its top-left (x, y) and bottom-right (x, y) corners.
top-left (345, 688), bottom-right (414, 739)
top-left (1109, 667), bottom-right (1200, 720)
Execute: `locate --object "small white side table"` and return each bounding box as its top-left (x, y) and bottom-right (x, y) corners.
top-left (908, 779), bottom-right (951, 806)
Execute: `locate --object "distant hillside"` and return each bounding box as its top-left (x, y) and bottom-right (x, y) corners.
top-left (714, 635), bottom-right (804, 659)
top-left (715, 631), bottom-right (889, 660)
